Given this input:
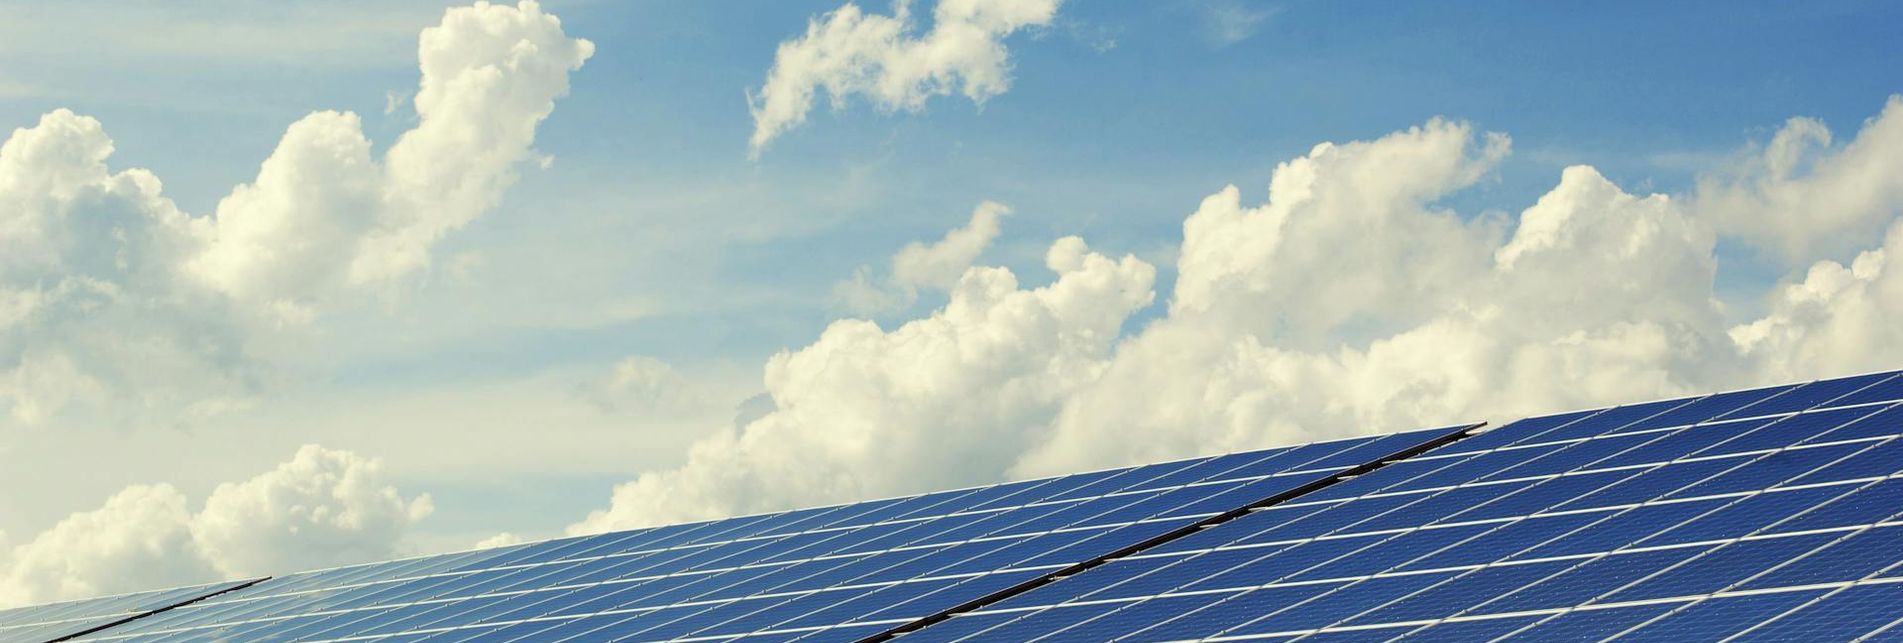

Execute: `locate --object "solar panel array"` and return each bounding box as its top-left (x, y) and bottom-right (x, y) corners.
top-left (52, 429), bottom-right (1460, 643)
top-left (9, 370), bottom-right (1903, 643)
top-left (898, 371), bottom-right (1903, 642)
top-left (0, 579), bottom-right (257, 643)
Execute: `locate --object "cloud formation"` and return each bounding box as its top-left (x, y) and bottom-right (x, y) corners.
top-left (1698, 96), bottom-right (1903, 265)
top-left (569, 236), bottom-right (1154, 532)
top-left (747, 0), bottom-right (1061, 154)
top-left (0, 445), bottom-right (429, 608)
top-left (580, 355), bottom-right (696, 413)
top-left (577, 97), bottom-right (1903, 532)
top-left (0, 0), bottom-right (590, 425)
top-left (834, 200), bottom-right (1012, 314)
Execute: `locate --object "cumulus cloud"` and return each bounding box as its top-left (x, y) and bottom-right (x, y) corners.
top-left (0, 1), bottom-right (590, 425)
top-left (189, 0), bottom-right (594, 311)
top-left (569, 236), bottom-right (1153, 531)
top-left (834, 200), bottom-right (1011, 314)
top-left (190, 445), bottom-right (434, 578)
top-left (1697, 96), bottom-right (1903, 264)
top-left (0, 110), bottom-right (256, 426)
top-left (1021, 159), bottom-right (1731, 475)
top-left (579, 96), bottom-right (1903, 531)
top-left (0, 445), bottom-right (428, 608)
top-left (747, 0), bottom-right (1061, 155)
top-left (1730, 221), bottom-right (1903, 383)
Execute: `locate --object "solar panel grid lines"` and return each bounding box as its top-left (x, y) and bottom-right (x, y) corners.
top-left (1533, 472), bottom-right (1903, 635)
top-left (468, 449), bottom-right (1289, 642)
top-left (1454, 476), bottom-right (1903, 641)
top-left (593, 429), bottom-right (1469, 639)
top-left (639, 431), bottom-right (1453, 643)
top-left (1377, 407), bottom-right (1903, 639)
top-left (60, 428), bottom-right (1471, 643)
top-left (1309, 389), bottom-right (1903, 639)
top-left (0, 579), bottom-right (262, 643)
top-left (1672, 528), bottom-right (1903, 641)
top-left (836, 426), bottom-right (1480, 643)
top-left (22, 369), bottom-right (1903, 643)
top-left (267, 482), bottom-right (1042, 643)
top-left (891, 395), bottom-right (1729, 642)
top-left (837, 397), bottom-right (1872, 643)
top-left (1183, 578), bottom-right (1903, 643)
top-left (1368, 426), bottom-right (1902, 632)
top-left (881, 372), bottom-right (1903, 642)
top-left (78, 460), bottom-right (1141, 639)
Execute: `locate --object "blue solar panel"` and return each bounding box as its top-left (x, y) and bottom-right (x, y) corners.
top-left (56, 428), bottom-right (1464, 643)
top-left (22, 370), bottom-right (1903, 643)
top-left (895, 371), bottom-right (1903, 642)
top-left (0, 579), bottom-right (257, 643)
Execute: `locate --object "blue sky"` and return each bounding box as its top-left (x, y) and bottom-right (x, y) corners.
top-left (2, 0), bottom-right (1902, 602)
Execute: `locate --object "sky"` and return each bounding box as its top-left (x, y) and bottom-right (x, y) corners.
top-left (2, 0), bottom-right (1902, 605)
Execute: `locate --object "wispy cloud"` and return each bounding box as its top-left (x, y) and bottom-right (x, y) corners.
top-left (1198, 0), bottom-right (1280, 46)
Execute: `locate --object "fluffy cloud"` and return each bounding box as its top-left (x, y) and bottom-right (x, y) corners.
top-left (747, 0), bottom-right (1061, 154)
top-left (0, 1), bottom-right (590, 425)
top-left (0, 445), bottom-right (428, 608)
top-left (190, 445), bottom-right (435, 578)
top-left (474, 532), bottom-right (527, 550)
top-left (1698, 96), bottom-right (1903, 264)
top-left (834, 201), bottom-right (1011, 314)
top-left (1021, 159), bottom-right (1731, 475)
top-left (569, 236), bottom-right (1153, 531)
top-left (1731, 221), bottom-right (1903, 383)
top-left (0, 110), bottom-right (255, 426)
top-left (581, 97), bottom-right (1903, 530)
top-left (189, 0), bottom-right (594, 312)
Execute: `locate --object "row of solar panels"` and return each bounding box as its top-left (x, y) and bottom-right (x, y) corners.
top-left (4, 370), bottom-right (1901, 642)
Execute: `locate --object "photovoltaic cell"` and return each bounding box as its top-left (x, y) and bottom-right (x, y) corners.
top-left (892, 370), bottom-right (1903, 642)
top-left (0, 579), bottom-right (257, 643)
top-left (17, 370), bottom-right (1903, 643)
top-left (55, 428), bottom-right (1462, 643)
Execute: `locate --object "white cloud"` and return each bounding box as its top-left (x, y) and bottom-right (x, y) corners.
top-left (1730, 221), bottom-right (1903, 383)
top-left (190, 0), bottom-right (595, 309)
top-left (579, 96), bottom-right (1903, 531)
top-left (1170, 120), bottom-right (1510, 348)
top-left (474, 532), bottom-right (526, 550)
top-left (0, 0), bottom-right (591, 425)
top-left (0, 109), bottom-right (256, 426)
top-left (0, 445), bottom-right (428, 608)
top-left (1021, 160), bottom-right (1731, 475)
top-left (747, 0), bottom-right (1061, 155)
top-left (581, 355), bottom-right (695, 412)
top-left (190, 445), bottom-right (434, 578)
top-left (1698, 96), bottom-right (1903, 264)
top-left (1198, 0), bottom-right (1279, 46)
top-left (834, 200), bottom-right (1012, 314)
top-left (569, 236), bottom-right (1153, 532)
top-left (0, 484), bottom-right (209, 609)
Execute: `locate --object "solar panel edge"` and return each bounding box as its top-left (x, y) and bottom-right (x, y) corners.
top-left (158, 424), bottom-right (1487, 601)
top-left (37, 576), bottom-right (268, 643)
top-left (850, 423), bottom-right (1485, 643)
top-left (1473, 368), bottom-right (1903, 440)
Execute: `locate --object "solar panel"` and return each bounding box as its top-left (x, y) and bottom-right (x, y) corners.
top-left (0, 579), bottom-right (258, 643)
top-left (893, 370), bottom-right (1903, 642)
top-left (19, 370), bottom-right (1903, 642)
top-left (59, 427), bottom-right (1466, 643)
